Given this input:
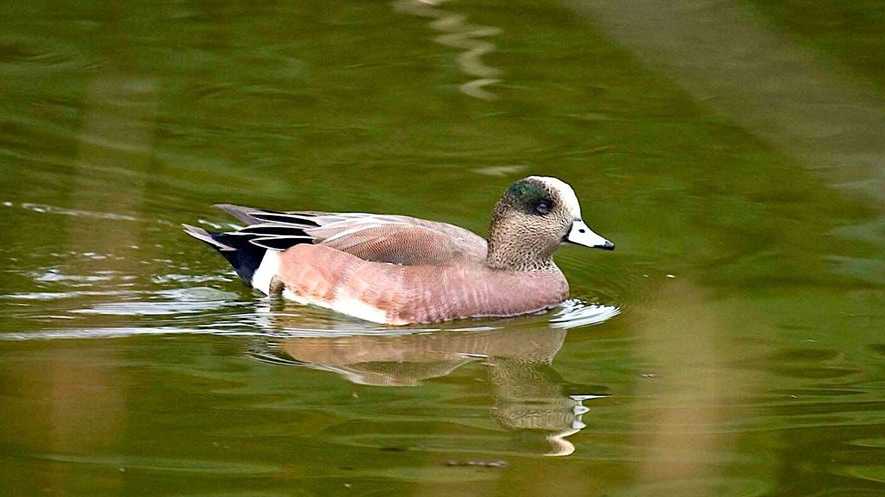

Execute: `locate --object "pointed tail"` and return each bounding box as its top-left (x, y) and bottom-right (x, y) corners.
top-left (182, 224), bottom-right (267, 285)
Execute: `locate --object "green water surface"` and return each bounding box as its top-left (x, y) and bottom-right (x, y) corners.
top-left (1, 1), bottom-right (884, 496)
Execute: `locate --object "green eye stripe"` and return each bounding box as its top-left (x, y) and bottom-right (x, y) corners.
top-left (507, 181), bottom-right (546, 203)
top-left (506, 180), bottom-right (554, 213)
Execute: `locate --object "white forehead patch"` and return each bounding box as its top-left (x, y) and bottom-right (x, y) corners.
top-left (529, 176), bottom-right (582, 218)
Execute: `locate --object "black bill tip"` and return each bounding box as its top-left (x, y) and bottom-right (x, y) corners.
top-left (598, 240), bottom-right (615, 251)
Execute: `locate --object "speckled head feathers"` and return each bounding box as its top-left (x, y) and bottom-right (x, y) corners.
top-left (487, 177), bottom-right (583, 270)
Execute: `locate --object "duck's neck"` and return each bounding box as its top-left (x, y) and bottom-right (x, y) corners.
top-left (486, 227), bottom-right (559, 272)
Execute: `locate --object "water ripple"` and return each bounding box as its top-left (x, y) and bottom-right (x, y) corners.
top-left (550, 299), bottom-right (621, 329)
top-left (71, 288), bottom-right (240, 316)
top-left (0, 36), bottom-right (86, 73)
top-left (0, 295), bottom-right (619, 341)
top-left (16, 202), bottom-right (138, 221)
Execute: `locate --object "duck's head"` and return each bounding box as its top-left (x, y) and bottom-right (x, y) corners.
top-left (487, 176), bottom-right (614, 271)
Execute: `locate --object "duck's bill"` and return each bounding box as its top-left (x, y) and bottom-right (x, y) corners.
top-left (565, 219), bottom-right (615, 250)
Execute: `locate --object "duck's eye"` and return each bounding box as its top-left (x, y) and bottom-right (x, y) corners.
top-left (535, 201), bottom-right (551, 215)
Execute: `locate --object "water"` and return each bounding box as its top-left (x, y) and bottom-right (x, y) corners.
top-left (1, 0), bottom-right (884, 495)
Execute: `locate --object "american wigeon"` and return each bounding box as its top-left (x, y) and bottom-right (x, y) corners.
top-left (183, 176), bottom-right (614, 325)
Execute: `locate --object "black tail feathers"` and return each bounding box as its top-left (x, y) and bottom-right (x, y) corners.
top-left (182, 224), bottom-right (266, 283)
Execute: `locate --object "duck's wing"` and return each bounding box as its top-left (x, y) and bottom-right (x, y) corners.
top-left (213, 204), bottom-right (487, 266)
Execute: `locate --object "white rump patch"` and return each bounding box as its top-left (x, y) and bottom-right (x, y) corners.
top-left (251, 250), bottom-right (280, 295)
top-left (529, 176), bottom-right (582, 218)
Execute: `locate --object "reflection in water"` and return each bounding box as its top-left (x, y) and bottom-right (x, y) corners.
top-left (41, 72), bottom-right (156, 497)
top-left (252, 325), bottom-right (602, 456)
top-left (393, 0), bottom-right (502, 99)
top-left (629, 279), bottom-right (770, 496)
top-left (4, 69), bottom-right (161, 497)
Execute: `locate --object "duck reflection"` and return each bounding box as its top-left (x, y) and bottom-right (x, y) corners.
top-left (251, 326), bottom-right (601, 456)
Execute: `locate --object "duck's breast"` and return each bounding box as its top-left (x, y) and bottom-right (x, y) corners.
top-left (392, 264), bottom-right (569, 324)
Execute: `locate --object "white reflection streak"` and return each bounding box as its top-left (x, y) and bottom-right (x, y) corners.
top-left (545, 394), bottom-right (605, 457)
top-left (17, 202), bottom-right (139, 221)
top-left (393, 0), bottom-right (502, 99)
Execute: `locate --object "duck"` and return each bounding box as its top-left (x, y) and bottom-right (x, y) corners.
top-left (183, 176), bottom-right (614, 325)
